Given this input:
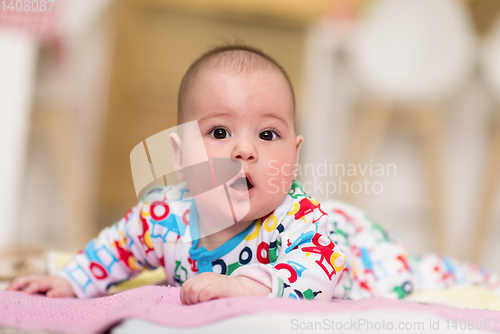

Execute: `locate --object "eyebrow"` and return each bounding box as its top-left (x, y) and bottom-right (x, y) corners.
top-left (198, 112), bottom-right (288, 127)
top-left (263, 113), bottom-right (288, 127)
top-left (198, 112), bottom-right (232, 124)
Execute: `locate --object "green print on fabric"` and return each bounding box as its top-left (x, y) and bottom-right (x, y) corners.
top-left (269, 240), bottom-right (281, 263)
top-left (288, 180), bottom-right (307, 199)
top-left (331, 223), bottom-right (348, 239)
top-left (394, 285), bottom-right (406, 299)
top-left (227, 261), bottom-right (241, 275)
top-left (277, 277), bottom-right (285, 297)
top-left (301, 288), bottom-right (316, 300)
top-left (328, 224), bottom-right (349, 249)
top-left (393, 281), bottom-right (413, 299)
top-left (174, 260), bottom-right (188, 285)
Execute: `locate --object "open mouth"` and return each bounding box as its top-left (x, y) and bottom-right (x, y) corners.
top-left (229, 176), bottom-right (253, 192)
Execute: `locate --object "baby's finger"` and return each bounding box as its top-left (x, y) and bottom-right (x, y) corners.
top-left (180, 277), bottom-right (197, 305)
top-left (46, 287), bottom-right (72, 298)
top-left (180, 283), bottom-right (193, 305)
top-left (182, 282), bottom-right (200, 305)
top-left (23, 281), bottom-right (50, 295)
top-left (46, 288), bottom-right (61, 298)
top-left (6, 276), bottom-right (36, 291)
top-left (185, 279), bottom-right (213, 305)
top-left (198, 284), bottom-right (223, 303)
top-left (179, 286), bottom-right (186, 305)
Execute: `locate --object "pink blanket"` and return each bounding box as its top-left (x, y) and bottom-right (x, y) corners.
top-left (1, 286), bottom-right (499, 333)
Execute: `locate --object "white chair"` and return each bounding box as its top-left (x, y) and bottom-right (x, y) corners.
top-left (0, 31), bottom-right (37, 253)
top-left (0, 0), bottom-right (116, 254)
top-left (347, 0), bottom-right (476, 252)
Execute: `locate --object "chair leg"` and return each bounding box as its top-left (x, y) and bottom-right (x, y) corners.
top-left (469, 121), bottom-right (500, 261)
top-left (415, 107), bottom-right (447, 254)
top-left (343, 99), bottom-right (392, 204)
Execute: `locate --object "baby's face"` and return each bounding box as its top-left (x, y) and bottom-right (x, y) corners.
top-left (177, 69), bottom-right (302, 222)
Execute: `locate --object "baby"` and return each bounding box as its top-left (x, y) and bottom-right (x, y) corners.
top-left (7, 44), bottom-right (499, 303)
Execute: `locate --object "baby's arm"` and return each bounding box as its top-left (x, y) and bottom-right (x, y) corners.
top-left (9, 187), bottom-right (174, 298)
top-left (231, 199), bottom-right (346, 300)
top-left (57, 198), bottom-right (167, 298)
top-left (7, 197), bottom-right (163, 298)
top-left (179, 272), bottom-right (270, 304)
top-left (6, 275), bottom-right (75, 298)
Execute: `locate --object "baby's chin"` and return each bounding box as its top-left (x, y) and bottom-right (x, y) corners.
top-left (235, 192), bottom-right (289, 223)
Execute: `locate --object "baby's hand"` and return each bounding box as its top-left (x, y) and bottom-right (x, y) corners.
top-left (6, 275), bottom-right (76, 298)
top-left (180, 272), bottom-right (271, 305)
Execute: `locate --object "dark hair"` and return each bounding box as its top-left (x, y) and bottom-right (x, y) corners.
top-left (177, 44), bottom-right (296, 126)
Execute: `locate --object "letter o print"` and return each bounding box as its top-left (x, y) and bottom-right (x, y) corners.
top-left (256, 242), bottom-right (269, 263)
top-left (89, 262), bottom-right (108, 279)
top-left (212, 259), bottom-right (227, 275)
top-left (150, 201), bottom-right (170, 221)
top-left (402, 281), bottom-right (413, 294)
top-left (239, 247), bottom-right (252, 265)
top-left (181, 209), bottom-right (190, 225)
top-left (263, 215), bottom-right (278, 232)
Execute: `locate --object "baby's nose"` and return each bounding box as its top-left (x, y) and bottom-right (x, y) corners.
top-left (232, 142), bottom-right (257, 161)
top-left (235, 152), bottom-right (255, 160)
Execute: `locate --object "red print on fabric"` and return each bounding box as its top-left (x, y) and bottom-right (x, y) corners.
top-left (114, 241), bottom-right (135, 270)
top-left (274, 263), bottom-right (298, 283)
top-left (89, 262), bottom-right (108, 280)
top-left (333, 209), bottom-right (362, 232)
top-left (182, 209), bottom-right (190, 226)
top-left (150, 201), bottom-right (170, 221)
top-left (187, 257), bottom-right (198, 272)
top-left (257, 242), bottom-right (270, 264)
top-left (301, 233), bottom-right (337, 280)
top-left (124, 209), bottom-right (133, 221)
top-left (293, 198), bottom-right (317, 220)
top-left (397, 255), bottom-right (410, 272)
top-left (138, 217), bottom-right (155, 254)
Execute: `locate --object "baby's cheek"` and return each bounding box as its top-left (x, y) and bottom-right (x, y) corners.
top-left (262, 162), bottom-right (295, 193)
top-left (280, 161), bottom-right (298, 179)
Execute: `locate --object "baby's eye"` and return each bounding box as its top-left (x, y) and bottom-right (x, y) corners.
top-left (259, 130), bottom-right (279, 141)
top-left (211, 128), bottom-right (230, 139)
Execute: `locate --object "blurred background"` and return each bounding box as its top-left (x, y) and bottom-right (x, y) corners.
top-left (1, 0), bottom-right (500, 277)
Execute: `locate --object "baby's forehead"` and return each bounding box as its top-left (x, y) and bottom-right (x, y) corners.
top-left (178, 49), bottom-right (296, 130)
top-left (196, 66), bottom-right (286, 86)
top-left (196, 70), bottom-right (293, 110)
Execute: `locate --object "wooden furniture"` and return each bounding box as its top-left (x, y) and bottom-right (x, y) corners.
top-left (469, 121), bottom-right (500, 260)
top-left (469, 17), bottom-right (500, 260)
top-left (346, 102), bottom-right (448, 252)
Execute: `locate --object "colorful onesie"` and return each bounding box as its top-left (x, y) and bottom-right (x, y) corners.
top-left (58, 180), bottom-right (499, 300)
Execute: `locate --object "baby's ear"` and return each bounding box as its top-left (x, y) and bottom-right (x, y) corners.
top-left (295, 135), bottom-right (304, 156)
top-left (169, 133), bottom-right (185, 181)
top-left (295, 135), bottom-right (303, 166)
